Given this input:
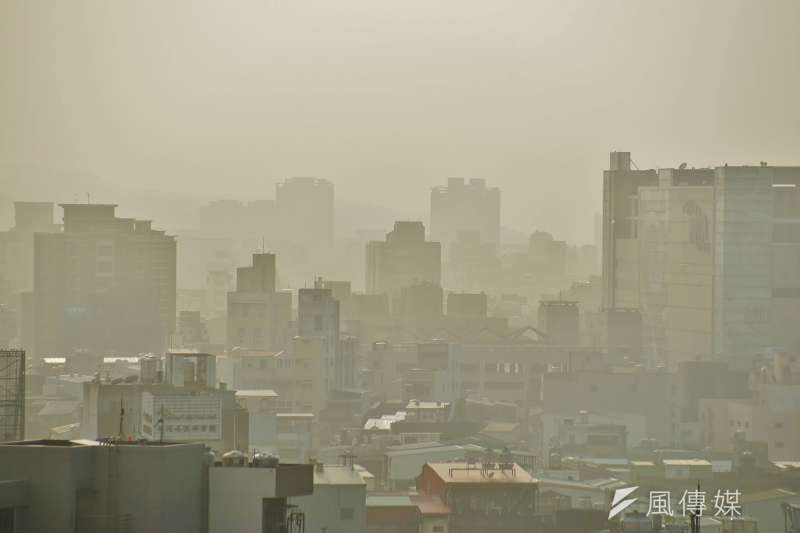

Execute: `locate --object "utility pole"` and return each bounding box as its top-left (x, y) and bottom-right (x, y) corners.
top-left (159, 403), bottom-right (165, 444)
top-left (118, 397), bottom-right (125, 439)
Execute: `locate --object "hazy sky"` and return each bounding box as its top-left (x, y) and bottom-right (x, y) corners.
top-left (2, 0), bottom-right (799, 243)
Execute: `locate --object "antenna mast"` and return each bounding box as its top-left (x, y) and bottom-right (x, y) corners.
top-left (118, 397), bottom-right (125, 439)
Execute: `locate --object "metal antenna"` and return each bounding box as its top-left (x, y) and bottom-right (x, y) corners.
top-left (159, 404), bottom-right (165, 444)
top-left (118, 397), bottom-right (125, 439)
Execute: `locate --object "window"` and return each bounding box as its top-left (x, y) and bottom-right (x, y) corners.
top-left (775, 422), bottom-right (784, 429)
top-left (627, 383), bottom-right (638, 393)
top-left (314, 315), bottom-right (323, 331)
top-left (340, 508), bottom-right (354, 520)
top-left (433, 527), bottom-right (445, 533)
top-left (590, 384), bottom-right (598, 393)
top-left (776, 441), bottom-right (785, 448)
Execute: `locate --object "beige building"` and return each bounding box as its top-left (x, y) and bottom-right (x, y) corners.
top-left (603, 153), bottom-right (800, 363)
top-left (700, 354), bottom-right (800, 461)
top-left (0, 202), bottom-right (59, 303)
top-left (636, 168), bottom-right (715, 365)
top-left (366, 221), bottom-right (441, 298)
top-left (235, 338), bottom-right (329, 415)
top-left (227, 253), bottom-right (292, 353)
top-left (34, 204), bottom-right (176, 358)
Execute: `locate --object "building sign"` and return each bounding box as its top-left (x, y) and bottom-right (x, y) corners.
top-left (141, 393), bottom-right (222, 441)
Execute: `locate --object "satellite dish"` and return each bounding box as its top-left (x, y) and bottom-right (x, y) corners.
top-left (678, 162), bottom-right (688, 170)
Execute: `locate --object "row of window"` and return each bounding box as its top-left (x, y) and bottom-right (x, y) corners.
top-left (166, 424), bottom-right (217, 433)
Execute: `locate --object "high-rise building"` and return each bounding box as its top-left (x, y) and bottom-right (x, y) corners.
top-left (0, 202), bottom-right (59, 304)
top-left (227, 254), bottom-right (291, 352)
top-left (601, 152), bottom-right (658, 310)
top-left (298, 280), bottom-right (340, 395)
top-left (602, 153), bottom-right (800, 363)
top-left (33, 204), bottom-right (176, 358)
top-left (365, 221), bottom-right (441, 297)
top-left (430, 178), bottom-right (500, 249)
top-left (275, 177), bottom-right (334, 245)
top-left (713, 165), bottom-right (800, 357)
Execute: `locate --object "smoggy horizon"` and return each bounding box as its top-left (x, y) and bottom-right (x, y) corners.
top-left (2, 0), bottom-right (800, 243)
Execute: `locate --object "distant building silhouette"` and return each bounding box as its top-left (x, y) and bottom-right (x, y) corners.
top-left (365, 221), bottom-right (441, 299)
top-left (430, 178), bottom-right (500, 249)
top-left (227, 253), bottom-right (291, 352)
top-left (33, 204), bottom-right (176, 358)
top-left (0, 202), bottom-right (59, 303)
top-left (276, 177), bottom-right (334, 245)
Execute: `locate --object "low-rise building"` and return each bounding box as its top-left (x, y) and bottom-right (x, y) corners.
top-left (291, 462), bottom-right (367, 533)
top-left (209, 454), bottom-right (313, 533)
top-left (416, 462), bottom-right (539, 533)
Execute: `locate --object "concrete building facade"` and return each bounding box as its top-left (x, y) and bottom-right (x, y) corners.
top-left (33, 204), bottom-right (176, 358)
top-left (227, 254), bottom-right (292, 352)
top-left (0, 439), bottom-right (207, 533)
top-left (430, 178), bottom-right (500, 249)
top-left (366, 222), bottom-right (441, 298)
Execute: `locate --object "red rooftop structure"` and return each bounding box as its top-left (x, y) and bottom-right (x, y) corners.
top-left (416, 461), bottom-right (540, 533)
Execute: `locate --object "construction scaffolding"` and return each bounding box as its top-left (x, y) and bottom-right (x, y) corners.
top-left (0, 350), bottom-right (25, 442)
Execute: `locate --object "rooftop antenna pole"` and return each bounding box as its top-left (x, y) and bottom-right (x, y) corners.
top-left (118, 397), bottom-right (125, 439)
top-left (159, 403), bottom-right (165, 444)
top-left (87, 192), bottom-right (91, 204)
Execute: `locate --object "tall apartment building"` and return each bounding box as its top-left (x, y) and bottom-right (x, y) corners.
top-left (227, 254), bottom-right (291, 352)
top-left (275, 177), bottom-right (334, 245)
top-left (602, 152), bottom-right (800, 363)
top-left (365, 221), bottom-right (441, 297)
top-left (601, 151), bottom-right (658, 309)
top-left (713, 165), bottom-right (800, 358)
top-left (430, 177), bottom-right (500, 248)
top-left (298, 281), bottom-right (340, 396)
top-left (33, 204), bottom-right (176, 358)
top-left (0, 202), bottom-right (59, 304)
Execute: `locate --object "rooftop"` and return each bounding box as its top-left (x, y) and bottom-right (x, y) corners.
top-left (740, 488), bottom-right (799, 504)
top-left (366, 495), bottom-right (415, 508)
top-left (385, 443), bottom-right (483, 457)
top-left (662, 459), bottom-right (712, 467)
top-left (406, 400), bottom-right (450, 410)
top-left (235, 389), bottom-right (279, 398)
top-left (425, 462), bottom-right (536, 485)
top-left (314, 464), bottom-right (367, 486)
top-left (366, 494), bottom-right (451, 515)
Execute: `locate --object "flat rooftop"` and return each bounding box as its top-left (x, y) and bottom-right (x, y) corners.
top-left (426, 462), bottom-right (535, 485)
top-left (236, 389), bottom-right (279, 398)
